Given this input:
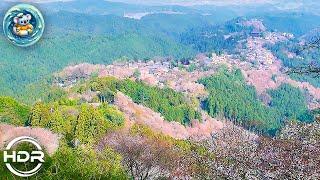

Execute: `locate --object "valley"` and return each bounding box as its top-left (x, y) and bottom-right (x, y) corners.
top-left (0, 0), bottom-right (320, 179)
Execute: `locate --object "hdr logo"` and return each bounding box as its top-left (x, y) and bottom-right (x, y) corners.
top-left (3, 136), bottom-right (44, 177)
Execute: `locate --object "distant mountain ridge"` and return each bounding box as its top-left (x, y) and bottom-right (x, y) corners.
top-left (0, 1), bottom-right (319, 105)
top-left (2, 0), bottom-right (320, 17)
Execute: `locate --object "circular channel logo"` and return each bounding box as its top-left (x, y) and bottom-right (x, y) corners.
top-left (3, 136), bottom-right (44, 177)
top-left (3, 4), bottom-right (45, 47)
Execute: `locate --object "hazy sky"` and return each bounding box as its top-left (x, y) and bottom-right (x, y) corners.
top-left (3, 0), bottom-right (313, 8)
top-left (106, 0), bottom-right (308, 6)
top-left (108, 0), bottom-right (275, 6)
top-left (4, 0), bottom-right (74, 3)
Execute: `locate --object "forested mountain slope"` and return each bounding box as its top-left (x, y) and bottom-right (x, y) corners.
top-left (0, 7), bottom-right (319, 104)
top-left (0, 1), bottom-right (319, 178)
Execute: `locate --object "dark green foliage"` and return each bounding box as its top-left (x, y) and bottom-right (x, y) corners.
top-left (180, 18), bottom-right (252, 53)
top-left (0, 96), bottom-right (30, 126)
top-left (268, 84), bottom-right (313, 122)
top-left (89, 77), bottom-right (201, 125)
top-left (0, 12), bottom-right (196, 103)
top-left (98, 88), bottom-right (115, 103)
top-left (199, 69), bottom-right (280, 133)
top-left (199, 68), bottom-right (313, 134)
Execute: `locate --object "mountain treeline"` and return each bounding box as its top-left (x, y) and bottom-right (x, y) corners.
top-left (199, 68), bottom-right (313, 135)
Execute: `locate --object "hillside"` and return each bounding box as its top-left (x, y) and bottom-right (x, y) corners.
top-left (0, 11), bottom-right (318, 133)
top-left (0, 1), bottom-right (320, 179)
top-left (1, 89), bottom-right (319, 179)
top-left (0, 8), bottom-right (319, 104)
top-left (53, 54), bottom-right (316, 136)
top-left (0, 11), bottom-right (197, 99)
